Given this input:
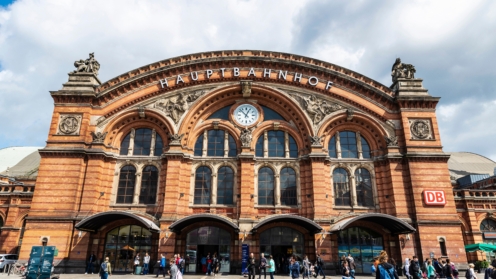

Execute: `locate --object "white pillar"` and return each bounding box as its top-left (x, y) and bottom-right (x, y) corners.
top-left (350, 174), bottom-right (357, 207)
top-left (224, 131), bottom-right (229, 157)
top-left (150, 129), bottom-right (156, 156)
top-left (336, 131), bottom-right (342, 159)
top-left (263, 131), bottom-right (268, 158)
top-left (202, 130), bottom-right (208, 157)
top-left (356, 132), bottom-right (363, 159)
top-left (285, 132), bottom-right (289, 158)
top-left (128, 128), bottom-right (135, 156)
top-left (275, 173), bottom-right (281, 206)
top-left (211, 171), bottom-right (218, 205)
top-left (133, 168), bottom-right (142, 204)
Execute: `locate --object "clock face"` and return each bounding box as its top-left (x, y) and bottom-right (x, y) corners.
top-left (234, 104), bottom-right (259, 126)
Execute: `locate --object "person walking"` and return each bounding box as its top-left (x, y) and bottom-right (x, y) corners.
top-left (442, 259), bottom-right (454, 279)
top-left (342, 260), bottom-right (351, 279)
top-left (100, 257), bottom-right (112, 279)
top-left (168, 259), bottom-right (178, 279)
top-left (314, 253), bottom-right (326, 279)
top-left (404, 258), bottom-right (411, 279)
top-left (178, 255), bottom-right (185, 275)
top-left (467, 263), bottom-right (477, 279)
top-left (376, 251), bottom-right (399, 279)
top-left (268, 255), bottom-right (276, 279)
top-left (427, 260), bottom-right (436, 279)
top-left (156, 254), bottom-right (166, 278)
top-left (259, 253), bottom-right (267, 279)
top-left (134, 253), bottom-right (140, 275)
top-left (290, 256), bottom-right (300, 279)
top-left (86, 252), bottom-right (97, 274)
top-left (303, 255), bottom-right (311, 279)
top-left (347, 254), bottom-right (356, 279)
top-left (143, 253), bottom-right (150, 275)
top-left (248, 253), bottom-right (256, 279)
top-left (213, 253), bottom-right (220, 277)
top-left (409, 256), bottom-right (421, 279)
top-left (207, 253), bottom-right (212, 275)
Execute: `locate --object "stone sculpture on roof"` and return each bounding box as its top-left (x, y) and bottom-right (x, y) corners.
top-left (73, 52), bottom-right (100, 75)
top-left (391, 58), bottom-right (416, 83)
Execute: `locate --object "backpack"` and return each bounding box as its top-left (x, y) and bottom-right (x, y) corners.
top-left (317, 257), bottom-right (323, 267)
top-left (442, 265), bottom-right (448, 276)
top-left (101, 262), bottom-right (108, 273)
top-left (180, 259), bottom-right (185, 268)
top-left (378, 264), bottom-right (395, 279)
top-left (464, 269), bottom-right (471, 279)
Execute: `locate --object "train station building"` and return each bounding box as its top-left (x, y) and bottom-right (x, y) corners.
top-left (1, 50), bottom-right (493, 273)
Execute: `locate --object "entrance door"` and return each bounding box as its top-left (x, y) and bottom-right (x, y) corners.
top-left (337, 227), bottom-right (383, 274)
top-left (259, 227), bottom-right (304, 274)
top-left (185, 226), bottom-right (231, 274)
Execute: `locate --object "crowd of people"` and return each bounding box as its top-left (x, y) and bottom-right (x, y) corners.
top-left (246, 252), bottom-right (326, 279)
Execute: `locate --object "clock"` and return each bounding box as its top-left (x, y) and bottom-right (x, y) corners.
top-left (233, 104), bottom-right (259, 126)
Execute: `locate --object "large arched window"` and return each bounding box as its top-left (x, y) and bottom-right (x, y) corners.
top-left (355, 168), bottom-right (373, 207)
top-left (139, 165), bottom-right (158, 204)
top-left (120, 128), bottom-right (163, 156)
top-left (255, 130), bottom-right (298, 158)
top-left (194, 166), bottom-right (212, 204)
top-left (117, 165), bottom-right (136, 204)
top-left (481, 219), bottom-right (496, 260)
top-left (280, 167), bottom-right (297, 206)
top-left (333, 168), bottom-right (350, 206)
top-left (217, 166), bottom-right (234, 205)
top-left (193, 130), bottom-right (237, 157)
top-left (328, 131), bottom-right (372, 159)
top-left (258, 167), bottom-right (274, 205)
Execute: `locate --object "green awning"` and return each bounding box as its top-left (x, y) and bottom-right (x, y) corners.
top-left (465, 243), bottom-right (496, 252)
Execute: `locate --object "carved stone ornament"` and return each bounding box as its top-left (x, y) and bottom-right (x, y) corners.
top-left (409, 119), bottom-right (432, 140)
top-left (241, 80), bottom-right (252, 97)
top-left (309, 135), bottom-right (323, 146)
top-left (391, 58), bottom-right (416, 83)
top-left (346, 108), bottom-right (354, 121)
top-left (168, 133), bottom-right (184, 145)
top-left (138, 106), bottom-right (145, 118)
top-left (57, 114), bottom-right (82, 135)
top-left (240, 128), bottom-right (253, 147)
top-left (91, 131), bottom-right (108, 143)
top-left (384, 135), bottom-right (398, 147)
top-left (154, 90), bottom-right (206, 124)
top-left (291, 94), bottom-right (342, 124)
top-left (73, 52), bottom-right (100, 75)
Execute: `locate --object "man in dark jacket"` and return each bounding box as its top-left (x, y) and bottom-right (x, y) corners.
top-left (314, 253), bottom-right (325, 279)
top-left (85, 252), bottom-right (97, 274)
top-left (248, 253), bottom-right (256, 279)
top-left (409, 256), bottom-right (421, 279)
top-left (443, 259), bottom-right (453, 279)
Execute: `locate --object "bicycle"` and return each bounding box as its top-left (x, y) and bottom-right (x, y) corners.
top-left (8, 263), bottom-right (26, 276)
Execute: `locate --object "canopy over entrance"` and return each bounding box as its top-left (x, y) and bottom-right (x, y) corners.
top-left (168, 213), bottom-right (239, 232)
top-left (465, 243), bottom-right (496, 253)
top-left (252, 214), bottom-right (323, 234)
top-left (329, 213), bottom-right (415, 235)
top-left (75, 211), bottom-right (160, 233)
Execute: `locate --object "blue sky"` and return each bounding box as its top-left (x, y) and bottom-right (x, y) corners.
top-left (0, 0), bottom-right (495, 161)
top-left (0, 0), bottom-right (13, 7)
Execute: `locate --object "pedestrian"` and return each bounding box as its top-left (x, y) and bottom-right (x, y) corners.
top-left (290, 256), bottom-right (300, 279)
top-left (201, 255), bottom-right (207, 274)
top-left (342, 260), bottom-right (351, 279)
top-left (248, 253), bottom-right (256, 279)
top-left (259, 253), bottom-right (267, 279)
top-left (404, 258), bottom-right (411, 279)
top-left (303, 255), bottom-right (310, 279)
top-left (347, 254), bottom-right (356, 279)
top-left (484, 265), bottom-right (493, 279)
top-left (427, 260), bottom-right (435, 279)
top-left (442, 259), bottom-right (453, 279)
top-left (100, 257), bottom-right (112, 279)
top-left (86, 252), bottom-right (97, 274)
top-left (375, 251), bottom-right (399, 279)
top-left (178, 255), bottom-right (185, 275)
top-left (213, 253), bottom-right (220, 277)
top-left (143, 253), bottom-right (150, 275)
top-left (207, 253), bottom-right (212, 275)
top-left (134, 253), bottom-right (140, 274)
top-left (168, 259), bottom-right (178, 279)
top-left (314, 253), bottom-right (326, 279)
top-left (409, 256), bottom-right (421, 279)
top-left (467, 263), bottom-right (477, 279)
top-left (268, 255), bottom-right (275, 279)
top-left (156, 253), bottom-right (166, 278)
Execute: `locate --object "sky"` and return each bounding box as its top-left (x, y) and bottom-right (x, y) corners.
top-left (0, 0), bottom-right (495, 161)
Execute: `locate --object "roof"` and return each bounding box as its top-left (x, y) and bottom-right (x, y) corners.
top-left (447, 152), bottom-right (496, 180)
top-left (75, 211), bottom-right (160, 233)
top-left (0, 147), bottom-right (41, 179)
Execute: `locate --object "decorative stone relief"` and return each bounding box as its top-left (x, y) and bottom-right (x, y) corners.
top-left (384, 135), bottom-right (398, 147)
top-left (290, 93), bottom-right (342, 124)
top-left (138, 106), bottom-right (145, 118)
top-left (346, 108), bottom-right (354, 121)
top-left (168, 133), bottom-right (184, 145)
top-left (73, 52), bottom-right (100, 75)
top-left (240, 128), bottom-right (253, 147)
top-left (309, 135), bottom-right (322, 146)
top-left (241, 80), bottom-right (252, 97)
top-left (391, 58), bottom-right (416, 83)
top-left (409, 119), bottom-right (433, 140)
top-left (91, 131), bottom-right (108, 143)
top-left (154, 90), bottom-right (206, 124)
top-left (57, 114), bottom-right (82, 135)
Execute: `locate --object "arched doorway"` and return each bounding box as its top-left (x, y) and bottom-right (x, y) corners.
top-left (185, 226), bottom-right (231, 273)
top-left (259, 227), bottom-right (304, 274)
top-left (337, 227), bottom-right (383, 274)
top-left (480, 218), bottom-right (496, 261)
top-left (103, 225), bottom-right (156, 273)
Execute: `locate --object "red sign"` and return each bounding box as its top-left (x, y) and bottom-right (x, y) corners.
top-left (423, 190), bottom-right (446, 205)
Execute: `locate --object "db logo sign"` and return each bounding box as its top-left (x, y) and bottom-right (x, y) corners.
top-left (423, 190), bottom-right (446, 206)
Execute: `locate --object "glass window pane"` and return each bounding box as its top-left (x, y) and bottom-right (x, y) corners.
top-left (154, 134), bottom-right (163, 156)
top-left (228, 134), bottom-right (237, 157)
top-left (120, 133), bottom-right (131, 155)
top-left (207, 130), bottom-right (225, 157)
top-left (133, 128), bottom-right (153, 156)
top-left (267, 131), bottom-right (285, 157)
top-left (194, 134), bottom-right (204, 156)
top-left (340, 131), bottom-right (358, 158)
top-left (194, 167), bottom-right (211, 204)
top-left (258, 167), bottom-right (274, 205)
top-left (361, 136), bottom-right (371, 159)
top-left (280, 168), bottom-right (297, 206)
top-left (139, 165), bottom-right (158, 204)
top-left (355, 168), bottom-right (373, 207)
top-left (333, 168), bottom-right (350, 206)
top-left (217, 167), bottom-right (234, 205)
top-left (289, 135), bottom-right (298, 158)
top-left (328, 136), bottom-right (337, 158)
top-left (117, 165), bottom-right (136, 204)
top-left (255, 136), bottom-right (264, 157)
top-left (207, 106), bottom-right (231, 120)
top-left (262, 105), bottom-right (285, 121)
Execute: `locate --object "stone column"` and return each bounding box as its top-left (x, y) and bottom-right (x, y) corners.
top-left (263, 131), bottom-right (268, 158)
top-left (350, 174), bottom-right (357, 207)
top-left (202, 130), bottom-right (208, 157)
top-left (128, 128), bottom-right (135, 156)
top-left (336, 131), bottom-right (341, 159)
top-left (356, 132), bottom-right (363, 159)
top-left (211, 171), bottom-right (218, 205)
top-left (133, 169), bottom-right (142, 205)
top-left (275, 173), bottom-right (281, 206)
top-left (284, 132), bottom-right (289, 158)
top-left (150, 129), bottom-right (156, 156)
top-left (224, 131), bottom-right (229, 157)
